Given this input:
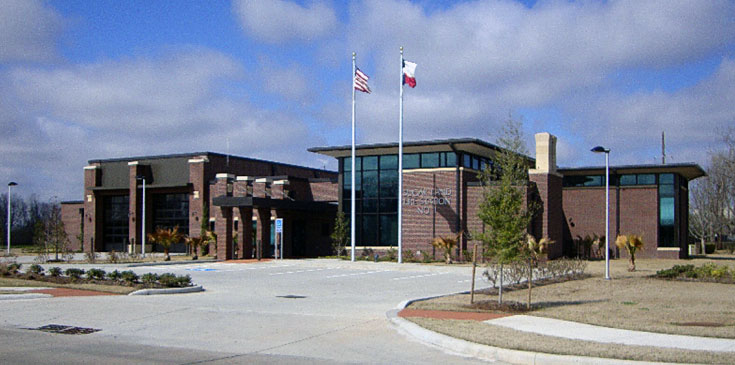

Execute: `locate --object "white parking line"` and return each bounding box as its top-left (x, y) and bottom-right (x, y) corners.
top-left (325, 269), bottom-right (390, 278)
top-left (391, 272), bottom-right (448, 281)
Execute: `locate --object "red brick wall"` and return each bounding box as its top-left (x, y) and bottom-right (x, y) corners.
top-left (562, 186), bottom-right (663, 259)
top-left (402, 169), bottom-right (459, 253)
top-left (309, 180), bottom-right (338, 202)
top-left (188, 158), bottom-right (206, 238)
top-left (529, 173), bottom-right (564, 258)
top-left (61, 202), bottom-right (83, 251)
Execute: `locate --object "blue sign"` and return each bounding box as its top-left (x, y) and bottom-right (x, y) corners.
top-left (275, 218), bottom-right (283, 233)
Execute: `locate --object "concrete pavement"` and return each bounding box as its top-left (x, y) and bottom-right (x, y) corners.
top-left (0, 258), bottom-right (496, 364)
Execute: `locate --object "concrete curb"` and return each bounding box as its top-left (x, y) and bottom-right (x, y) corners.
top-left (128, 285), bottom-right (204, 296)
top-left (387, 298), bottom-right (674, 365)
top-left (0, 293), bottom-right (52, 300)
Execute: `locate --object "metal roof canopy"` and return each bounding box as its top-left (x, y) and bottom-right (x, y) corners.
top-left (308, 138), bottom-right (534, 162)
top-left (211, 196), bottom-right (337, 212)
top-left (559, 163), bottom-right (706, 181)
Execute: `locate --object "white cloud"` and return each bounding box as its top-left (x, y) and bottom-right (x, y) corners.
top-left (564, 58), bottom-right (735, 167)
top-left (335, 0), bottom-right (735, 161)
top-left (232, 0), bottom-right (338, 44)
top-left (0, 47), bottom-right (323, 200)
top-left (0, 0), bottom-right (65, 63)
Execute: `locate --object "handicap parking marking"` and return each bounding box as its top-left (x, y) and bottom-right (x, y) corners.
top-left (186, 268), bottom-right (218, 272)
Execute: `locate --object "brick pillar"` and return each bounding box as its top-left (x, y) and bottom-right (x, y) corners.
top-left (529, 132), bottom-right (564, 259)
top-left (272, 179), bottom-right (289, 200)
top-left (239, 207), bottom-right (253, 259)
top-left (253, 178), bottom-right (268, 198)
top-left (255, 207), bottom-right (271, 260)
top-left (212, 173), bottom-right (234, 260)
top-left (83, 165), bottom-right (101, 253)
top-left (215, 206), bottom-right (233, 260)
top-left (188, 156), bottom-right (208, 239)
top-left (127, 161), bottom-right (147, 253)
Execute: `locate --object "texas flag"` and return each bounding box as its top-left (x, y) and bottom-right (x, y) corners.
top-left (402, 60), bottom-right (417, 88)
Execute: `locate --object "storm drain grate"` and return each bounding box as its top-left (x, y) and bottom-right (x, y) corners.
top-left (28, 324), bottom-right (101, 335)
top-left (276, 295), bottom-right (307, 299)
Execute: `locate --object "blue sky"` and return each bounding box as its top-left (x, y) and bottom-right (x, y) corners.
top-left (1, 0), bottom-right (734, 201)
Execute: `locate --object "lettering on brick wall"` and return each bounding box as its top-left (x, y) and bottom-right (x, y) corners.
top-left (403, 188), bottom-right (452, 215)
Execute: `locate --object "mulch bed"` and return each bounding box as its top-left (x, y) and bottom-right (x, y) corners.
top-left (399, 308), bottom-right (512, 321)
top-left (30, 288), bottom-right (119, 297)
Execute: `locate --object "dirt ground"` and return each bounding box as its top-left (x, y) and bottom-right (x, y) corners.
top-left (410, 256), bottom-right (735, 338)
top-left (405, 255), bottom-right (735, 363)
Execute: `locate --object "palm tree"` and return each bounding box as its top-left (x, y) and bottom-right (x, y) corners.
top-left (615, 234), bottom-right (644, 271)
top-left (147, 226), bottom-right (184, 261)
top-left (186, 235), bottom-right (207, 260)
top-left (524, 234), bottom-right (553, 309)
top-left (431, 231), bottom-right (463, 264)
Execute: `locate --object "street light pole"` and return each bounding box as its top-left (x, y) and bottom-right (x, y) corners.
top-left (7, 182), bottom-right (17, 255)
top-left (136, 176), bottom-right (146, 258)
top-left (591, 146), bottom-right (611, 280)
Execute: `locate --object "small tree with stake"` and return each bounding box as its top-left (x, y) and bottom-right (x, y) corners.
top-left (523, 234), bottom-right (553, 309)
top-left (330, 211), bottom-right (349, 256)
top-left (474, 116), bottom-right (538, 304)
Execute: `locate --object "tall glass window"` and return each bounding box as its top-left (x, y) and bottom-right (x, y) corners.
top-left (153, 193), bottom-right (189, 253)
top-left (103, 195), bottom-right (129, 252)
top-left (341, 155), bottom-right (400, 246)
top-left (658, 174), bottom-right (676, 247)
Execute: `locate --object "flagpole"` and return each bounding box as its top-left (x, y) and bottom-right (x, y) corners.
top-left (398, 47), bottom-right (404, 264)
top-left (351, 52), bottom-right (357, 262)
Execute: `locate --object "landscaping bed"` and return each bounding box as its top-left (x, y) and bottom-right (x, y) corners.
top-left (404, 257), bottom-right (735, 363)
top-left (0, 262), bottom-right (194, 294)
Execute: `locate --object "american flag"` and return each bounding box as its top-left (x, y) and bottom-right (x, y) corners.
top-left (354, 68), bottom-right (371, 93)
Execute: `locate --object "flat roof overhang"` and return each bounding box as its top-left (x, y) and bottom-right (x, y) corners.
top-left (559, 163), bottom-right (706, 181)
top-left (211, 196), bottom-right (337, 212)
top-left (308, 138), bottom-right (533, 162)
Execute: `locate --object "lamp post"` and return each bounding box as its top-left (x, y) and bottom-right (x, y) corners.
top-left (136, 175), bottom-right (146, 258)
top-left (7, 182), bottom-right (17, 255)
top-left (591, 146), bottom-right (610, 280)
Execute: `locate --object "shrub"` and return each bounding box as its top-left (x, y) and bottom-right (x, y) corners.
top-left (8, 262), bottom-right (22, 275)
top-left (86, 268), bottom-right (106, 280)
top-left (29, 264), bottom-right (45, 275)
top-left (141, 273), bottom-right (159, 284)
top-left (120, 270), bottom-right (139, 284)
top-left (705, 243), bottom-right (716, 254)
top-left (107, 270), bottom-right (122, 281)
top-left (85, 251), bottom-right (98, 263)
top-left (108, 250), bottom-right (121, 264)
top-left (176, 274), bottom-right (192, 287)
top-left (419, 250), bottom-right (433, 263)
top-left (386, 248), bottom-right (397, 261)
top-left (64, 268), bottom-right (85, 279)
top-left (360, 248), bottom-right (374, 260)
top-left (402, 249), bottom-right (415, 263)
top-left (49, 267), bottom-right (62, 277)
top-left (158, 273), bottom-right (191, 287)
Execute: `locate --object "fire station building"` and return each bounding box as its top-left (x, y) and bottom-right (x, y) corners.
top-left (62, 132), bottom-right (704, 260)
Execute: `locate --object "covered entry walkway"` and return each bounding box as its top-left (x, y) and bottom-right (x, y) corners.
top-left (210, 174), bottom-right (337, 260)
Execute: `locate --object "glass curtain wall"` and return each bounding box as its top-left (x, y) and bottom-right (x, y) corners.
top-left (103, 195), bottom-right (129, 252)
top-left (152, 193), bottom-right (189, 252)
top-left (342, 155), bottom-right (397, 246)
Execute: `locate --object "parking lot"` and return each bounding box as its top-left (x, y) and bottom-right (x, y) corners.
top-left (0, 259), bottom-right (495, 364)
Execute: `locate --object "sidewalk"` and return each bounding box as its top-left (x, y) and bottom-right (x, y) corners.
top-left (390, 299), bottom-right (735, 364)
top-left (487, 315), bottom-right (735, 353)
